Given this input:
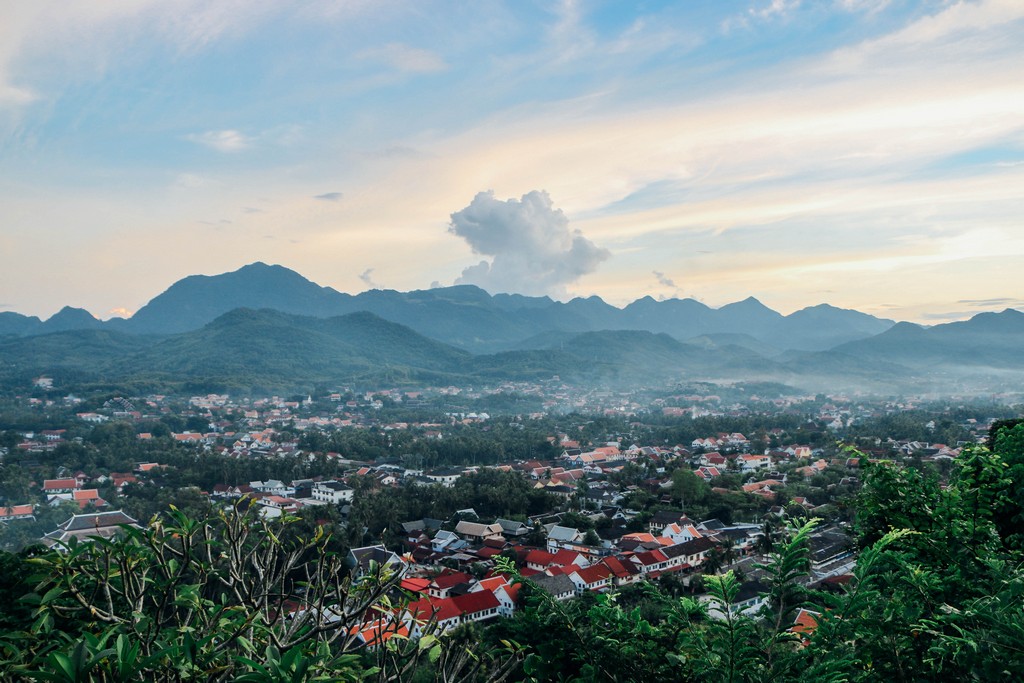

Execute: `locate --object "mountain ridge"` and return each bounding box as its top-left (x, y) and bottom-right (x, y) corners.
top-left (1, 262), bottom-right (902, 352)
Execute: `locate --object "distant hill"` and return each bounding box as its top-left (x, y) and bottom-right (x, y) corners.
top-left (122, 262), bottom-right (350, 334)
top-left (0, 311), bottom-right (43, 337)
top-left (123, 309), bottom-right (475, 389)
top-left (8, 262), bottom-right (898, 353)
top-left (833, 309), bottom-right (1024, 369)
top-left (3, 304), bottom-right (1024, 395)
top-left (773, 304), bottom-right (894, 351)
top-left (0, 329), bottom-right (154, 386)
top-left (7, 262), bottom-right (1024, 394)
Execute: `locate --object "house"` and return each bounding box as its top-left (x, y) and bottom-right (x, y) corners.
top-left (346, 545), bottom-right (407, 579)
top-left (662, 522), bottom-right (702, 544)
top-left (704, 579), bottom-right (769, 619)
top-left (405, 591), bottom-right (501, 636)
top-left (454, 521), bottom-right (504, 543)
top-left (695, 466), bottom-right (721, 482)
top-left (42, 478), bottom-right (79, 495)
top-left (648, 510), bottom-right (687, 534)
top-left (568, 564), bottom-right (613, 593)
top-left (256, 495), bottom-right (302, 517)
top-left (425, 468), bottom-right (463, 487)
top-left (71, 489), bottom-right (108, 510)
top-left (311, 480), bottom-right (354, 504)
top-left (528, 573), bottom-right (577, 601)
top-left (808, 528), bottom-right (854, 572)
top-left (0, 504), bottom-right (35, 522)
top-left (431, 530), bottom-right (464, 553)
top-left (738, 455), bottom-right (772, 472)
top-left (250, 480), bottom-right (296, 497)
top-left (600, 556), bottom-right (642, 587)
top-left (405, 597), bottom-right (463, 636)
top-left (348, 617), bottom-right (410, 649)
top-left (790, 608), bottom-right (821, 645)
top-left (663, 536), bottom-right (718, 569)
top-left (525, 548), bottom-right (588, 572)
top-left (428, 569), bottom-right (473, 599)
top-left (495, 518), bottom-right (529, 537)
top-left (699, 452), bottom-right (727, 467)
top-left (545, 525), bottom-right (584, 552)
top-left (451, 590), bottom-right (501, 624)
top-left (42, 511), bottom-right (141, 548)
top-left (493, 582), bottom-right (521, 617)
top-left (630, 549), bottom-right (670, 577)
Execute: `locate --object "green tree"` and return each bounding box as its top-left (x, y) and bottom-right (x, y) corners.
top-left (0, 506), bottom-right (520, 682)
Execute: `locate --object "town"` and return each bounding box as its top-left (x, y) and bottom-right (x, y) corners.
top-left (1, 377), bottom-right (1013, 654)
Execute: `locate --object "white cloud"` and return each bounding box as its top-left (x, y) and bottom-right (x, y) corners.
top-left (752, 0), bottom-right (801, 20)
top-left (449, 190), bottom-right (609, 297)
top-left (0, 83), bottom-right (36, 107)
top-left (356, 42), bottom-right (447, 74)
top-left (185, 129), bottom-right (251, 152)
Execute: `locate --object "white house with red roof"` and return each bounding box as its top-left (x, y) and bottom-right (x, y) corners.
top-left (568, 564), bottom-right (613, 594)
top-left (0, 504), bottom-right (35, 521)
top-left (42, 478), bottom-right (79, 495)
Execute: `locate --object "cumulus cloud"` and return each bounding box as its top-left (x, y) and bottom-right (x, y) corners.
top-left (186, 129), bottom-right (251, 152)
top-left (449, 190), bottom-right (609, 297)
top-left (313, 191), bottom-right (343, 201)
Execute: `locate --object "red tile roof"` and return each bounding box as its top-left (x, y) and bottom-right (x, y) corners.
top-left (451, 590), bottom-right (500, 615)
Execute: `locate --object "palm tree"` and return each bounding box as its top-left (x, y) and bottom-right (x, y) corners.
top-left (755, 516), bottom-right (781, 557)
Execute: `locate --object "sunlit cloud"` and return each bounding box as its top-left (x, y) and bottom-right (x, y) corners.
top-left (449, 190), bottom-right (610, 298)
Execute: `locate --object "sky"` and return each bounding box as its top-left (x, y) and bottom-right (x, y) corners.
top-left (1, 0), bottom-right (1022, 324)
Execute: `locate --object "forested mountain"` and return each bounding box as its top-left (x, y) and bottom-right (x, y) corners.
top-left (3, 262), bottom-right (895, 352)
top-left (4, 263), bottom-right (1024, 394)
top-left (832, 308), bottom-right (1024, 369)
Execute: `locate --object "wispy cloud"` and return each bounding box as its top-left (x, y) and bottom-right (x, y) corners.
top-left (357, 43), bottom-right (447, 74)
top-left (958, 298), bottom-right (1024, 308)
top-left (313, 192), bottom-right (343, 202)
top-left (185, 129), bottom-right (251, 152)
top-left (752, 0), bottom-right (801, 20)
top-left (358, 268), bottom-right (378, 288)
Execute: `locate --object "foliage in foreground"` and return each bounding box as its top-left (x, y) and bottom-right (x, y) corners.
top-left (0, 506), bottom-right (519, 682)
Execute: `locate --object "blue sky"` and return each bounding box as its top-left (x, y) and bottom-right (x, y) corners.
top-left (1, 0), bottom-right (1022, 322)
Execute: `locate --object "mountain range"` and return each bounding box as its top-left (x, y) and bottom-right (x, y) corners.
top-left (2, 262), bottom-right (893, 352)
top-left (1, 262), bottom-right (1022, 394)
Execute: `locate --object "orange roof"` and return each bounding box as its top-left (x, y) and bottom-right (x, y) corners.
top-left (475, 576), bottom-right (510, 593)
top-left (350, 618), bottom-right (409, 647)
top-left (790, 608), bottom-right (821, 643)
top-left (0, 504), bottom-right (33, 518)
top-left (42, 478), bottom-right (78, 491)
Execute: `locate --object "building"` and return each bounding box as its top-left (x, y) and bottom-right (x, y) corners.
top-left (42, 511), bottom-right (141, 548)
